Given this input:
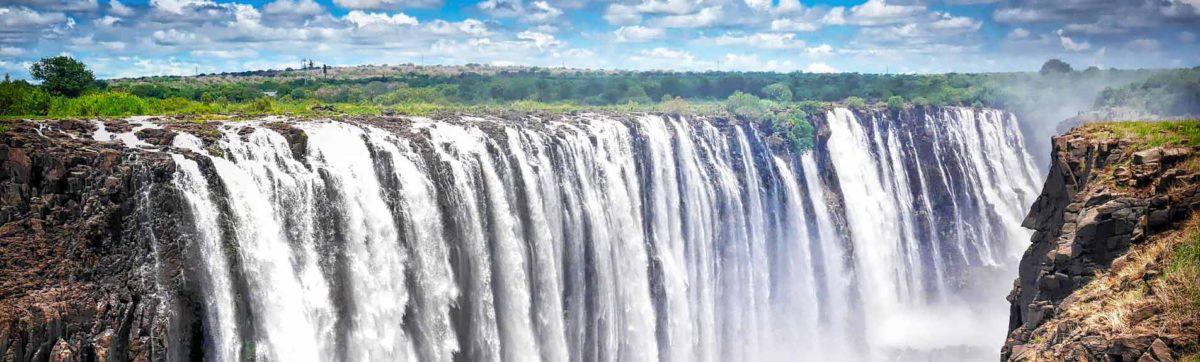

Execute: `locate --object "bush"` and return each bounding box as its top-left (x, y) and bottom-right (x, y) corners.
top-left (0, 81), bottom-right (51, 116)
top-left (660, 95), bottom-right (689, 114)
top-left (252, 96), bottom-right (273, 112)
top-left (49, 92), bottom-right (148, 117)
top-left (887, 95), bottom-right (905, 113)
top-left (762, 82), bottom-right (793, 102)
top-left (843, 96), bottom-right (866, 108)
top-left (726, 91), bottom-right (769, 121)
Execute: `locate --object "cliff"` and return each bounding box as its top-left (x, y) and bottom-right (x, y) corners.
top-left (1003, 121), bottom-right (1200, 361)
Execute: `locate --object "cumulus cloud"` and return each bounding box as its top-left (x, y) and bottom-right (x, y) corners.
top-left (845, 0), bottom-right (926, 26)
top-left (108, 0), bottom-right (135, 17)
top-left (263, 0), bottom-right (323, 17)
top-left (517, 30), bottom-right (560, 48)
top-left (710, 33), bottom-right (806, 49)
top-left (806, 43), bottom-right (833, 54)
top-left (6, 0), bottom-right (97, 12)
top-left (614, 26), bottom-right (665, 42)
top-left (1055, 29), bottom-right (1090, 51)
top-left (152, 29), bottom-right (196, 45)
top-left (770, 18), bottom-right (819, 32)
top-left (604, 4), bottom-right (641, 25)
top-left (344, 10), bottom-right (418, 28)
top-left (333, 0), bottom-right (441, 10)
top-left (804, 62), bottom-right (837, 73)
top-left (653, 6), bottom-right (724, 28)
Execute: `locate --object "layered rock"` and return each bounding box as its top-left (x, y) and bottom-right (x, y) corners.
top-left (1003, 123), bottom-right (1200, 361)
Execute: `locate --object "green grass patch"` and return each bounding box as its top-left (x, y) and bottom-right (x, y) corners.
top-left (1083, 120), bottom-right (1200, 150)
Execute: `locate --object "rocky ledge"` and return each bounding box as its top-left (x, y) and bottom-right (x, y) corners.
top-left (1003, 122), bottom-right (1200, 361)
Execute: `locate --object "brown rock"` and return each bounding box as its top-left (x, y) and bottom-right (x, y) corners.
top-left (1149, 339), bottom-right (1174, 362)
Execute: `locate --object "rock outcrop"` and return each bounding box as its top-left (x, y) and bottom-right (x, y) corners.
top-left (0, 120), bottom-right (185, 361)
top-left (1003, 123), bottom-right (1200, 361)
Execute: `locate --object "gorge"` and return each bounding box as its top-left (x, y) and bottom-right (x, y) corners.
top-left (2, 107), bottom-right (1049, 361)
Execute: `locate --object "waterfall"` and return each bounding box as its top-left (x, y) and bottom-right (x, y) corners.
top-left (162, 107), bottom-right (1040, 361)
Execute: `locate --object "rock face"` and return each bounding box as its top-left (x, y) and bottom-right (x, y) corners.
top-left (1003, 125), bottom-right (1200, 361)
top-left (0, 120), bottom-right (185, 362)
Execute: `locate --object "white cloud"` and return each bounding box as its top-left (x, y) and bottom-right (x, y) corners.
top-left (744, 0), bottom-right (772, 11)
top-left (332, 0), bottom-right (441, 10)
top-left (636, 0), bottom-right (696, 15)
top-left (0, 46), bottom-right (24, 57)
top-left (344, 10), bottom-right (418, 28)
top-left (6, 0), bottom-right (97, 12)
top-left (806, 43), bottom-right (833, 54)
top-left (152, 29), bottom-right (197, 45)
top-left (822, 7), bottom-right (846, 25)
top-left (191, 49), bottom-right (258, 59)
top-left (770, 18), bottom-right (819, 32)
top-left (150, 0), bottom-right (214, 15)
top-left (1182, 31), bottom-right (1197, 43)
top-left (846, 0), bottom-right (926, 26)
top-left (604, 3), bottom-right (640, 25)
top-left (653, 6), bottom-right (723, 28)
top-left (1007, 27), bottom-right (1030, 39)
top-left (94, 15), bottom-right (120, 26)
top-left (109, 0), bottom-right (135, 17)
top-left (638, 47), bottom-right (694, 61)
top-left (614, 26), bottom-right (665, 42)
top-left (427, 18), bottom-right (489, 37)
top-left (525, 1), bottom-right (562, 23)
top-left (711, 33), bottom-right (806, 49)
top-left (721, 53), bottom-right (799, 72)
top-left (0, 6), bottom-right (68, 28)
top-left (517, 30), bottom-right (560, 48)
top-left (263, 0), bottom-right (323, 16)
top-left (804, 62), bottom-right (838, 73)
top-left (929, 13), bottom-right (981, 31)
top-left (1055, 29), bottom-right (1090, 51)
top-left (993, 7), bottom-right (1055, 23)
top-left (478, 0), bottom-right (522, 17)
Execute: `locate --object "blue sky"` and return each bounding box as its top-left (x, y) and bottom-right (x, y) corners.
top-left (1, 0), bottom-right (1197, 79)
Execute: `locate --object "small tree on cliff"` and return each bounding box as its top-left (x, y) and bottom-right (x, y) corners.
top-left (30, 56), bottom-right (95, 97)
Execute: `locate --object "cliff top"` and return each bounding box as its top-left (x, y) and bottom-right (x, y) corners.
top-left (1006, 119), bottom-right (1200, 362)
top-left (1076, 120), bottom-right (1200, 150)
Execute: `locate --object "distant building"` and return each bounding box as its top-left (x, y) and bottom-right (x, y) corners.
top-left (264, 91), bottom-right (278, 97)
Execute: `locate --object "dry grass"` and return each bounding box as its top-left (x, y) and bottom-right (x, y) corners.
top-left (1020, 216), bottom-right (1200, 360)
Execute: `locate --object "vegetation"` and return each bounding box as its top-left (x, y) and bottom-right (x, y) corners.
top-left (30, 56), bottom-right (96, 97)
top-left (1080, 120), bottom-right (1200, 150)
top-left (1039, 59), bottom-right (1074, 75)
top-left (1095, 67), bottom-right (1200, 117)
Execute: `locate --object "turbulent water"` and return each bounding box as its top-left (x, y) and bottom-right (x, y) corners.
top-left (159, 107), bottom-right (1041, 361)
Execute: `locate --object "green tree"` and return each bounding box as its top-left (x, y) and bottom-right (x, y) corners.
top-left (1039, 59), bottom-right (1073, 75)
top-left (30, 56), bottom-right (95, 97)
top-left (725, 91), bottom-right (769, 120)
top-left (762, 82), bottom-right (793, 102)
top-left (887, 95), bottom-right (905, 113)
top-left (843, 96), bottom-right (866, 108)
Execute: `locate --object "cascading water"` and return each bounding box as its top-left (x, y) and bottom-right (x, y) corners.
top-left (161, 107), bottom-right (1040, 361)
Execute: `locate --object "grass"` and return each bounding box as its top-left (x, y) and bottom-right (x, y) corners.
top-left (1081, 120), bottom-right (1200, 150)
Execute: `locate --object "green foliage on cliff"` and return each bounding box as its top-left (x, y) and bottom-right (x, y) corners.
top-left (723, 92), bottom-right (816, 153)
top-left (1083, 120), bottom-right (1200, 150)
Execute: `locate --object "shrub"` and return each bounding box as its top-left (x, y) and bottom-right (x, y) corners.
top-left (252, 96), bottom-right (273, 112)
top-left (843, 96), bottom-right (866, 108)
top-left (660, 95), bottom-right (689, 114)
top-left (0, 81), bottom-right (51, 116)
top-left (887, 95), bottom-right (905, 113)
top-left (726, 91), bottom-right (769, 121)
top-left (762, 82), bottom-right (793, 103)
top-left (48, 92), bottom-right (147, 117)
